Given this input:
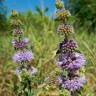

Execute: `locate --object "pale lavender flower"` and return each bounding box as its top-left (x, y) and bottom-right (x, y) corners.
top-left (62, 77), bottom-right (86, 92)
top-left (58, 75), bottom-right (67, 84)
top-left (16, 66), bottom-right (37, 76)
top-left (58, 53), bottom-right (86, 71)
top-left (23, 38), bottom-right (29, 43)
top-left (13, 51), bottom-right (34, 63)
top-left (28, 66), bottom-right (38, 75)
top-left (58, 76), bottom-right (63, 84)
top-left (16, 67), bottom-right (21, 76)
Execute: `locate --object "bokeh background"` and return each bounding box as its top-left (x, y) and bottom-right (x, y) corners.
top-left (0, 0), bottom-right (96, 96)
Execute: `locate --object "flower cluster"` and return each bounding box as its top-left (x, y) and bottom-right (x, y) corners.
top-left (11, 11), bottom-right (37, 77)
top-left (57, 24), bottom-right (74, 34)
top-left (58, 76), bottom-right (86, 92)
top-left (58, 52), bottom-right (86, 71)
top-left (13, 28), bottom-right (23, 36)
top-left (12, 38), bottom-right (29, 49)
top-left (13, 51), bottom-right (34, 63)
top-left (56, 8), bottom-right (71, 21)
top-left (55, 0), bottom-right (86, 94)
top-left (58, 39), bottom-right (77, 53)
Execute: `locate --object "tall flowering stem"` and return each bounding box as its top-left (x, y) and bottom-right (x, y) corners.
top-left (55, 0), bottom-right (86, 95)
top-left (11, 11), bottom-right (37, 95)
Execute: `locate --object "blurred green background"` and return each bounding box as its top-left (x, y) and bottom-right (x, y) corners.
top-left (0, 0), bottom-right (96, 96)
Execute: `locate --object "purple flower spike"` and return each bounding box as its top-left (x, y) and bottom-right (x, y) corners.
top-left (28, 66), bottom-right (38, 75)
top-left (55, 0), bottom-right (86, 94)
top-left (13, 51), bottom-right (34, 63)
